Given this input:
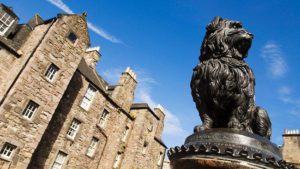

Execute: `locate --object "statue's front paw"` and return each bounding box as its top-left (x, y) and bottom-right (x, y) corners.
top-left (194, 124), bottom-right (210, 133)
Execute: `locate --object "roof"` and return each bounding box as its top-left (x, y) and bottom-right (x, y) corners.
top-left (0, 3), bottom-right (19, 19)
top-left (77, 58), bottom-right (107, 91)
top-left (131, 103), bottom-right (160, 120)
top-left (77, 58), bottom-right (134, 121)
top-left (154, 136), bottom-right (168, 148)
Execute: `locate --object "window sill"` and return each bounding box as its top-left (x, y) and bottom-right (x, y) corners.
top-left (79, 105), bottom-right (90, 112)
top-left (86, 153), bottom-right (96, 159)
top-left (42, 76), bottom-right (56, 86)
top-left (66, 135), bottom-right (75, 142)
top-left (0, 155), bottom-right (12, 162)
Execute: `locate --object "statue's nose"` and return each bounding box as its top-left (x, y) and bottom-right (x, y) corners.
top-left (248, 32), bottom-right (254, 38)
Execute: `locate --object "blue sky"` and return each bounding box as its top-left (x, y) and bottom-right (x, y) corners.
top-left (4, 0), bottom-right (300, 148)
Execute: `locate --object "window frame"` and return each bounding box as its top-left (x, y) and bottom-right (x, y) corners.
top-left (22, 100), bottom-right (39, 120)
top-left (0, 11), bottom-right (15, 36)
top-left (66, 119), bottom-right (81, 140)
top-left (98, 109), bottom-right (109, 128)
top-left (0, 143), bottom-right (16, 161)
top-left (86, 137), bottom-right (99, 158)
top-left (121, 126), bottom-right (130, 142)
top-left (45, 63), bottom-right (59, 82)
top-left (113, 152), bottom-right (123, 169)
top-left (80, 85), bottom-right (97, 111)
top-left (51, 151), bottom-right (67, 169)
top-left (157, 151), bottom-right (164, 166)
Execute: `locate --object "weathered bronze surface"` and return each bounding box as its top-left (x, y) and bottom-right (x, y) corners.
top-left (190, 16), bottom-right (271, 139)
top-left (168, 16), bottom-right (297, 169)
top-left (168, 129), bottom-right (294, 168)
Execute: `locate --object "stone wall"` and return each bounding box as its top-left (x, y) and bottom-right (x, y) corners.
top-left (281, 129), bottom-right (300, 168)
top-left (121, 104), bottom-right (166, 169)
top-left (0, 14), bottom-right (89, 168)
top-left (0, 5), bottom-right (166, 169)
top-left (162, 160), bottom-right (171, 169)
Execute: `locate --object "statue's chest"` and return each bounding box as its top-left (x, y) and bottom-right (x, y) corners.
top-left (200, 58), bottom-right (254, 88)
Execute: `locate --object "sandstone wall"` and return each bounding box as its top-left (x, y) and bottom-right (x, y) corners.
top-left (0, 14), bottom-right (89, 169)
top-left (121, 105), bottom-right (166, 169)
top-left (282, 131), bottom-right (300, 168)
top-left (0, 7), bottom-right (166, 169)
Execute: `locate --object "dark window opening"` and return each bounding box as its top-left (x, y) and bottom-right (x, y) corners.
top-left (67, 32), bottom-right (77, 44)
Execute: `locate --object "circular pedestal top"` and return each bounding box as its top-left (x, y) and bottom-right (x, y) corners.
top-left (168, 129), bottom-right (295, 169)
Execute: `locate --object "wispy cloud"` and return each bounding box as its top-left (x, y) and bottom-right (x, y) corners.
top-left (278, 86), bottom-right (291, 95)
top-left (278, 86), bottom-right (300, 117)
top-left (46, 0), bottom-right (124, 44)
top-left (101, 68), bottom-right (187, 137)
top-left (47, 0), bottom-right (74, 14)
top-left (261, 41), bottom-right (287, 78)
top-left (87, 22), bottom-right (124, 44)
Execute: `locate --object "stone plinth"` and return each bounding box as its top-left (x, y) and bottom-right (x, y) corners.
top-left (168, 129), bottom-right (295, 169)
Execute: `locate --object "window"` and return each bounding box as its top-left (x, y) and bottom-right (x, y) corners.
top-left (66, 119), bottom-right (80, 140)
top-left (51, 151), bottom-right (67, 169)
top-left (113, 153), bottom-right (122, 169)
top-left (121, 126), bottom-right (130, 142)
top-left (99, 110), bottom-right (109, 128)
top-left (0, 143), bottom-right (16, 160)
top-left (22, 100), bottom-right (39, 120)
top-left (86, 137), bottom-right (99, 157)
top-left (45, 64), bottom-right (59, 81)
top-left (80, 85), bottom-right (96, 110)
top-left (0, 11), bottom-right (14, 35)
top-left (67, 32), bottom-right (77, 44)
top-left (157, 152), bottom-right (164, 166)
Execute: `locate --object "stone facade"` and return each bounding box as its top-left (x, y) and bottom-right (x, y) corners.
top-left (0, 3), bottom-right (166, 169)
top-left (162, 160), bottom-right (170, 169)
top-left (281, 129), bottom-right (300, 168)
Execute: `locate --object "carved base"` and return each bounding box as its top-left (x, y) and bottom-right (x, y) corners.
top-left (168, 129), bottom-right (295, 169)
top-left (171, 156), bottom-right (275, 169)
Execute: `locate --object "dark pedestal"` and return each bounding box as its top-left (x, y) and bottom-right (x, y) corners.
top-left (168, 129), bottom-right (295, 169)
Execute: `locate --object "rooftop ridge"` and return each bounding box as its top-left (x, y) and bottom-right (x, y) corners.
top-left (125, 67), bottom-right (137, 80)
top-left (86, 46), bottom-right (100, 52)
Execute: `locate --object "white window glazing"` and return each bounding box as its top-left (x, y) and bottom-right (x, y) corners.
top-left (0, 143), bottom-right (16, 160)
top-left (86, 137), bottom-right (99, 157)
top-left (51, 151), bottom-right (67, 169)
top-left (80, 85), bottom-right (96, 110)
top-left (113, 153), bottom-right (122, 169)
top-left (99, 110), bottom-right (109, 128)
top-left (66, 119), bottom-right (80, 140)
top-left (121, 126), bottom-right (130, 142)
top-left (0, 11), bottom-right (14, 35)
top-left (157, 152), bottom-right (164, 166)
top-left (45, 64), bottom-right (59, 81)
top-left (22, 101), bottom-right (39, 119)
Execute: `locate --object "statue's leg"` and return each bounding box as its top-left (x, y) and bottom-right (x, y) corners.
top-left (194, 113), bottom-right (213, 133)
top-left (228, 107), bottom-right (243, 130)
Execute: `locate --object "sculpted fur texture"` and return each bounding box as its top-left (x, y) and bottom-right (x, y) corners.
top-left (191, 16), bottom-right (272, 139)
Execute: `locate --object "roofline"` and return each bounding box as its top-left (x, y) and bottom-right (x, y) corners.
top-left (76, 68), bottom-right (134, 121)
top-left (154, 136), bottom-right (168, 148)
top-left (131, 103), bottom-right (160, 120)
top-left (283, 134), bottom-right (300, 137)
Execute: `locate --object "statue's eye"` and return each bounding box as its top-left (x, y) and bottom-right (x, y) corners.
top-left (231, 22), bottom-right (242, 29)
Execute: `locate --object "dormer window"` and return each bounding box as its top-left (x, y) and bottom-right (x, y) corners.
top-left (0, 11), bottom-right (14, 35)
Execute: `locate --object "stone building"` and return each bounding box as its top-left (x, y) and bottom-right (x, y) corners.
top-left (162, 160), bottom-right (170, 169)
top-left (0, 3), bottom-right (166, 169)
top-left (280, 129), bottom-right (300, 168)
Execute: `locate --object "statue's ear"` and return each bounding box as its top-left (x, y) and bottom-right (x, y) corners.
top-left (206, 16), bottom-right (223, 32)
top-left (211, 16), bottom-right (223, 26)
